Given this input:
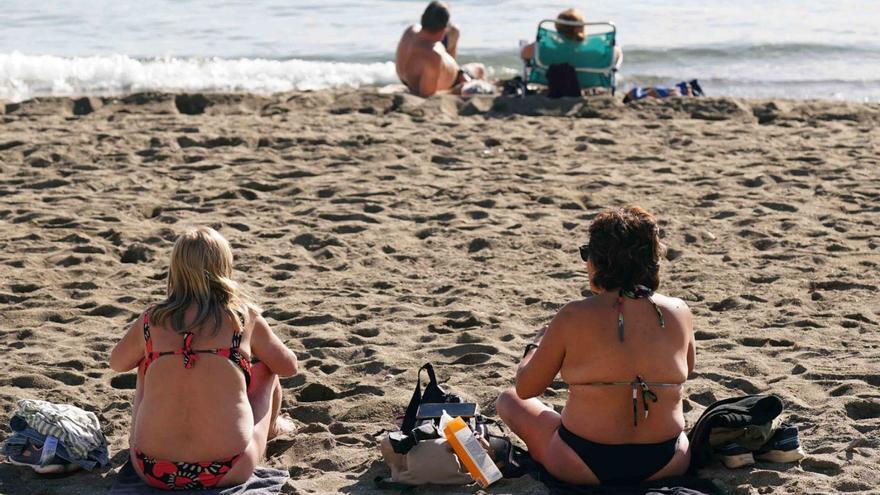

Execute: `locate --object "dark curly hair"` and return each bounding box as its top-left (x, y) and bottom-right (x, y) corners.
top-left (586, 205), bottom-right (664, 291)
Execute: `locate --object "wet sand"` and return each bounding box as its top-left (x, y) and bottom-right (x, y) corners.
top-left (0, 90), bottom-right (878, 494)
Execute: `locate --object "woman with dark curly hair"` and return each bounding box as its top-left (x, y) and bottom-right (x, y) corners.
top-left (496, 206), bottom-right (694, 485)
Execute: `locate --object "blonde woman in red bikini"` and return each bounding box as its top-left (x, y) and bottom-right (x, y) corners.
top-left (110, 227), bottom-right (298, 490)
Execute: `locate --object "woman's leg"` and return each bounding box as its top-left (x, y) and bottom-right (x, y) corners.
top-left (219, 362), bottom-right (282, 486)
top-left (495, 387), bottom-right (599, 484)
top-left (646, 432), bottom-right (691, 481)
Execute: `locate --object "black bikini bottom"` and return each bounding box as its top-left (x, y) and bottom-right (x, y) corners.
top-left (558, 424), bottom-right (680, 485)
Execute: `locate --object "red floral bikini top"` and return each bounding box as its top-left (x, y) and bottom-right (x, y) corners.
top-left (142, 308), bottom-right (253, 388)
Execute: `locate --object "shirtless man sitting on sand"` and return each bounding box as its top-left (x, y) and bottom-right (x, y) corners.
top-left (395, 1), bottom-right (486, 97)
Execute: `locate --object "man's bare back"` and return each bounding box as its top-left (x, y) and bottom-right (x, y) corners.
top-left (395, 25), bottom-right (460, 97)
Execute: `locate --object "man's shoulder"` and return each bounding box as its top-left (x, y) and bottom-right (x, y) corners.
top-left (402, 24), bottom-right (420, 36)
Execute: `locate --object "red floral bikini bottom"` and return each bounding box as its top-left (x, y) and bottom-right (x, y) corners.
top-left (133, 448), bottom-right (242, 490)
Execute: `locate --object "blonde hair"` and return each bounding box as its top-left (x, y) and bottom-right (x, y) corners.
top-left (556, 8), bottom-right (586, 42)
top-left (151, 227), bottom-right (257, 335)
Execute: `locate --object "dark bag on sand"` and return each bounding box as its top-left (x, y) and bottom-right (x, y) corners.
top-left (547, 63), bottom-right (581, 98)
top-left (401, 363), bottom-right (461, 434)
top-left (378, 363), bottom-right (470, 485)
top-left (687, 394), bottom-right (784, 471)
top-left (377, 363), bottom-right (520, 486)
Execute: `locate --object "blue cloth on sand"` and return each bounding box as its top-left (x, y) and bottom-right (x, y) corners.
top-left (3, 418), bottom-right (109, 471)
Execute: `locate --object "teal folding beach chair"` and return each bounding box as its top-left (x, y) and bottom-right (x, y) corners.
top-left (524, 19), bottom-right (619, 95)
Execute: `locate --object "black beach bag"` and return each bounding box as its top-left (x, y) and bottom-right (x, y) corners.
top-left (400, 363), bottom-right (462, 434)
top-left (547, 63), bottom-right (581, 98)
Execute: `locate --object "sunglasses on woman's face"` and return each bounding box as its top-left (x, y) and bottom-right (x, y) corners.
top-left (579, 244), bottom-right (590, 262)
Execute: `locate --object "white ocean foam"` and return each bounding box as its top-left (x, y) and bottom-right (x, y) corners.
top-left (0, 52), bottom-right (399, 102)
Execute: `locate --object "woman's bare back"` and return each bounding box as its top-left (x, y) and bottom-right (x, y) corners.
top-left (559, 292), bottom-right (693, 444)
top-left (132, 313), bottom-right (254, 461)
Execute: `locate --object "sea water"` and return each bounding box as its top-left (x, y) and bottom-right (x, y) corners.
top-left (2, 0), bottom-right (879, 102)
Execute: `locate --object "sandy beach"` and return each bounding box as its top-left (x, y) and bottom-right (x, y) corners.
top-left (0, 90), bottom-right (878, 494)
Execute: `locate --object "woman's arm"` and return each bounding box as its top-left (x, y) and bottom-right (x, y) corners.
top-left (515, 303), bottom-right (572, 399)
top-left (250, 314), bottom-right (298, 377)
top-left (683, 304), bottom-right (695, 375)
top-left (110, 313), bottom-right (145, 372)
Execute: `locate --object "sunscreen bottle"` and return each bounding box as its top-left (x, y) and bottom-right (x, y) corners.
top-left (440, 411), bottom-right (503, 488)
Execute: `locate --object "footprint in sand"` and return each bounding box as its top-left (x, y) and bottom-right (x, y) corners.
top-left (441, 311), bottom-right (483, 330)
top-left (318, 212), bottom-right (378, 224)
top-left (801, 457), bottom-right (843, 476)
top-left (456, 332), bottom-right (484, 344)
top-left (835, 481), bottom-right (873, 492)
top-left (338, 385), bottom-right (384, 399)
top-left (291, 233), bottom-right (341, 251)
top-left (811, 280), bottom-right (877, 291)
top-left (54, 255), bottom-right (84, 267)
top-left (120, 243), bottom-right (153, 263)
top-left (760, 202), bottom-right (799, 213)
top-left (452, 353), bottom-right (493, 365)
top-left (297, 383), bottom-right (338, 402)
top-left (12, 375), bottom-right (57, 389)
top-left (177, 136), bottom-right (247, 149)
top-left (319, 364), bottom-right (340, 374)
top-left (10, 284), bottom-right (40, 294)
top-left (709, 296), bottom-right (753, 312)
top-left (47, 371), bottom-right (86, 386)
top-left (300, 338), bottom-right (343, 352)
top-left (468, 238), bottom-right (491, 253)
top-left (738, 337), bottom-right (794, 348)
top-left (57, 359), bottom-right (86, 371)
top-left (689, 391), bottom-right (716, 406)
top-left (352, 328), bottom-right (379, 338)
top-left (26, 179), bottom-right (70, 190)
top-left (829, 384), bottom-right (853, 397)
top-left (290, 315), bottom-right (335, 327)
top-left (844, 400), bottom-right (880, 420)
top-left (291, 404), bottom-right (333, 425)
top-left (87, 304), bottom-right (127, 318)
top-left (438, 343), bottom-right (499, 357)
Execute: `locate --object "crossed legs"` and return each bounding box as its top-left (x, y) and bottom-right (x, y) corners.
top-left (496, 387), bottom-right (601, 484)
top-left (496, 387), bottom-right (691, 485)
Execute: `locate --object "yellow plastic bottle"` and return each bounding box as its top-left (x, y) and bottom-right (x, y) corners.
top-left (441, 413), bottom-right (503, 488)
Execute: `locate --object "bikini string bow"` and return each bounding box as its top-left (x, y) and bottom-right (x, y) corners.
top-left (181, 332), bottom-right (198, 368)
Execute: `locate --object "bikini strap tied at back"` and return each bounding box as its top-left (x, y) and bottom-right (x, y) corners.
top-left (633, 375), bottom-right (659, 427)
top-left (571, 377), bottom-right (678, 427)
top-left (617, 285), bottom-right (665, 342)
top-left (180, 332), bottom-right (197, 369)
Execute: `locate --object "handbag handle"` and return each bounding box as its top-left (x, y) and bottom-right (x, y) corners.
top-left (401, 363), bottom-right (438, 433)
